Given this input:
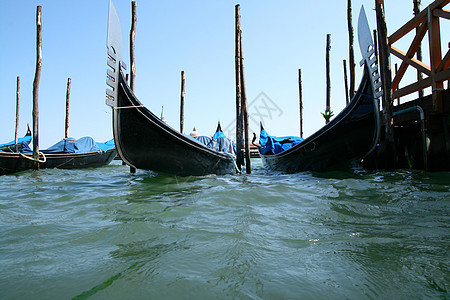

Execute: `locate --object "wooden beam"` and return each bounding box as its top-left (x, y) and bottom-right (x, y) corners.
top-left (436, 68), bottom-right (450, 82)
top-left (436, 48), bottom-right (450, 72)
top-left (428, 6), bottom-right (444, 112)
top-left (389, 0), bottom-right (450, 43)
top-left (433, 8), bottom-right (450, 19)
top-left (391, 21), bottom-right (430, 91)
top-left (390, 46), bottom-right (431, 75)
top-left (393, 76), bottom-right (432, 99)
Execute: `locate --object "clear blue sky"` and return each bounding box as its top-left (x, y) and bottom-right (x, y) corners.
top-left (0, 0), bottom-right (444, 148)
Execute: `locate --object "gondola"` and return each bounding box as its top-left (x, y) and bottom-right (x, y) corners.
top-left (105, 1), bottom-right (236, 176)
top-left (0, 125), bottom-right (31, 152)
top-left (0, 138), bottom-right (117, 176)
top-left (258, 7), bottom-right (381, 172)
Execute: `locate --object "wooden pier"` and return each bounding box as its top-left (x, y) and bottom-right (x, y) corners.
top-left (364, 0), bottom-right (450, 171)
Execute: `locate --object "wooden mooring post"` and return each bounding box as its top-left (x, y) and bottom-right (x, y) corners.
top-left (235, 4), bottom-right (244, 171)
top-left (15, 76), bottom-right (20, 152)
top-left (65, 78), bottom-right (71, 139)
top-left (298, 69), bottom-right (303, 138)
top-left (343, 60), bottom-right (349, 105)
top-left (239, 19), bottom-right (251, 174)
top-left (413, 0), bottom-right (424, 100)
top-left (325, 34), bottom-right (331, 124)
top-left (376, 0), bottom-right (395, 169)
top-left (129, 1), bottom-right (137, 174)
top-left (32, 6), bottom-right (42, 169)
top-left (180, 70), bottom-right (185, 134)
top-left (347, 0), bottom-right (355, 97)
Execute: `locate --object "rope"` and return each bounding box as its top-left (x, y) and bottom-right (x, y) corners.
top-left (19, 152), bottom-right (47, 163)
top-left (113, 105), bottom-right (144, 110)
top-left (355, 90), bottom-right (378, 100)
top-left (224, 152), bottom-right (242, 174)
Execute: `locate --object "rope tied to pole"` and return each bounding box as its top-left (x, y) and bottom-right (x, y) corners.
top-left (19, 152), bottom-right (47, 163)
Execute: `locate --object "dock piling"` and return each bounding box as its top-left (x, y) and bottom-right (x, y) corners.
top-left (129, 1), bottom-right (137, 174)
top-left (32, 6), bottom-right (42, 169)
top-left (235, 4), bottom-right (244, 171)
top-left (15, 76), bottom-right (20, 152)
top-left (298, 69), bottom-right (303, 138)
top-left (65, 78), bottom-right (71, 139)
top-left (180, 70), bottom-right (185, 134)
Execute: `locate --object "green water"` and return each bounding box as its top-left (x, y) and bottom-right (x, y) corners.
top-left (0, 160), bottom-right (448, 299)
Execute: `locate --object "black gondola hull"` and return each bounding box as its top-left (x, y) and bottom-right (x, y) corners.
top-left (113, 70), bottom-right (235, 176)
top-left (260, 68), bottom-right (379, 172)
top-left (0, 148), bottom-right (117, 176)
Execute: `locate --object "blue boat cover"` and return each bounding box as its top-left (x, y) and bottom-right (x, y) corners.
top-left (259, 129), bottom-right (304, 155)
top-left (96, 139), bottom-right (115, 151)
top-left (192, 132), bottom-right (235, 154)
top-left (0, 135), bottom-right (32, 149)
top-left (20, 137), bottom-right (114, 154)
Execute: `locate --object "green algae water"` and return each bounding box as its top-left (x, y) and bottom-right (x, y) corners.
top-left (0, 160), bottom-right (448, 299)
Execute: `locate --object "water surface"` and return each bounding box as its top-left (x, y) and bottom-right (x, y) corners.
top-left (0, 160), bottom-right (448, 299)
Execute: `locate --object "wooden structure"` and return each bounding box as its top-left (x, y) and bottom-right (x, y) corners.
top-left (369, 0), bottom-right (450, 171)
top-left (389, 0), bottom-right (449, 112)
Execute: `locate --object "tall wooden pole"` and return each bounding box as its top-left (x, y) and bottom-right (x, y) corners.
top-left (130, 1), bottom-right (136, 92)
top-left (235, 4), bottom-right (244, 170)
top-left (347, 0), bottom-right (355, 97)
top-left (180, 70), bottom-right (185, 134)
top-left (376, 0), bottom-right (395, 169)
top-left (239, 23), bottom-right (251, 174)
top-left (343, 60), bottom-right (349, 105)
top-left (413, 0), bottom-right (424, 99)
top-left (65, 78), bottom-right (71, 139)
top-left (33, 6), bottom-right (42, 168)
top-left (395, 64), bottom-right (400, 105)
top-left (129, 1), bottom-right (137, 173)
top-left (15, 76), bottom-right (20, 152)
top-left (298, 69), bottom-right (303, 138)
top-left (325, 34), bottom-right (331, 124)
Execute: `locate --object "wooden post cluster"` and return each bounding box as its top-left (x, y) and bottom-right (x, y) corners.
top-left (235, 4), bottom-right (251, 174)
top-left (129, 1), bottom-right (137, 174)
top-left (32, 6), bottom-right (42, 168)
top-left (15, 76), bottom-right (20, 152)
top-left (65, 78), bottom-right (71, 139)
top-left (325, 34), bottom-right (331, 124)
top-left (298, 69), bottom-right (303, 138)
top-left (180, 70), bottom-right (185, 134)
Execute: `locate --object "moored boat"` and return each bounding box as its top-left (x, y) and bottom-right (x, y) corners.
top-left (105, 0), bottom-right (236, 176)
top-left (258, 7), bottom-right (381, 172)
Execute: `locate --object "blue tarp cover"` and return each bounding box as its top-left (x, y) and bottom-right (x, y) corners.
top-left (21, 137), bottom-right (114, 154)
top-left (0, 135), bottom-right (32, 149)
top-left (192, 132), bottom-right (235, 155)
top-left (259, 129), bottom-right (304, 155)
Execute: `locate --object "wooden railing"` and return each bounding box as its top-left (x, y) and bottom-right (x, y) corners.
top-left (389, 0), bottom-right (450, 112)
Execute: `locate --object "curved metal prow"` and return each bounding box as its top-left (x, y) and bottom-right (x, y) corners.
top-left (358, 5), bottom-right (382, 99)
top-left (106, 0), bottom-right (126, 108)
